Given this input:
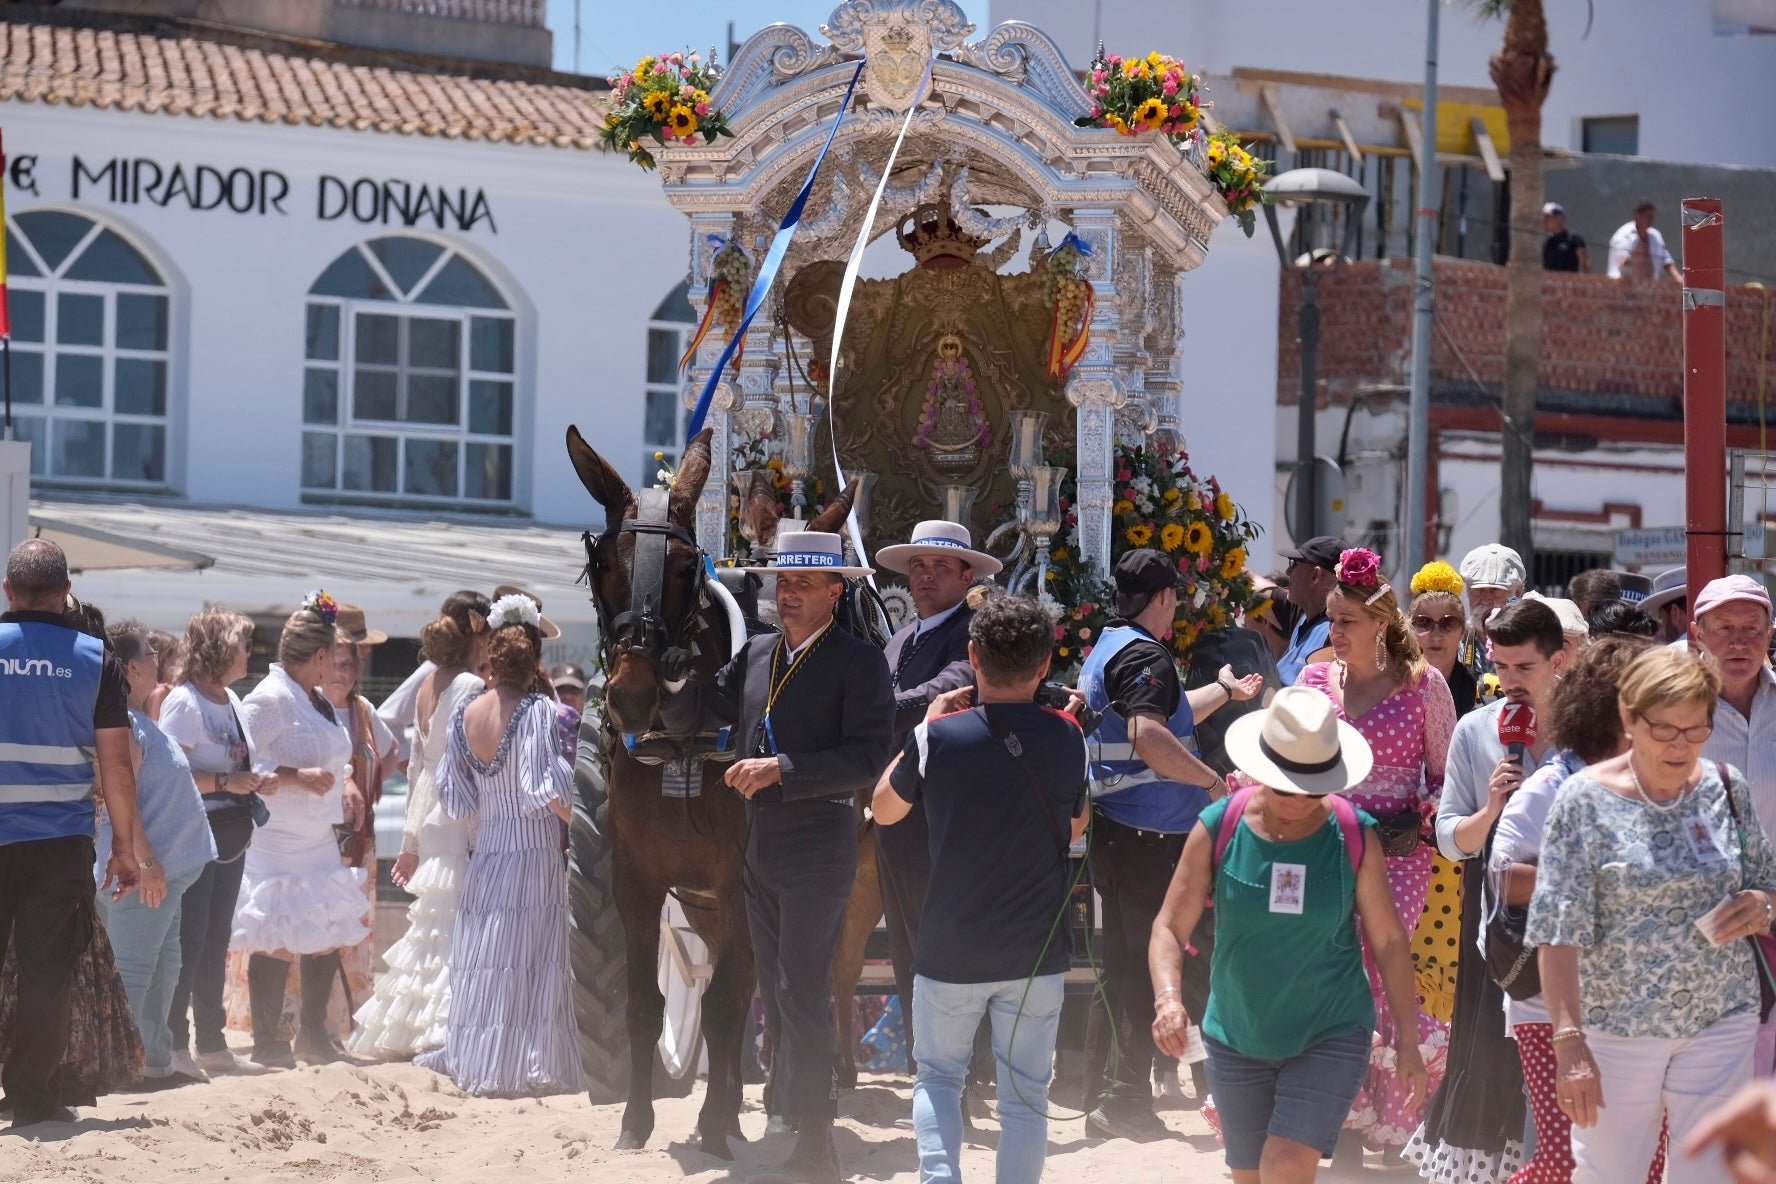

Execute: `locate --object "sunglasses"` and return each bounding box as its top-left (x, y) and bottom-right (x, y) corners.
top-left (1410, 615), bottom-right (1464, 636)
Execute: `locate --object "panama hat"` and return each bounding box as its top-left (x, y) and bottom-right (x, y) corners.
top-left (493, 583), bottom-right (562, 640)
top-left (1641, 566), bottom-right (1688, 615)
top-left (335, 604), bottom-right (388, 646)
top-left (760, 531), bottom-right (872, 577)
top-left (875, 519), bottom-right (1002, 577)
top-left (1224, 686), bottom-right (1375, 796)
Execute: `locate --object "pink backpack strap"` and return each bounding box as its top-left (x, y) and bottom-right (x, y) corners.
top-left (1326, 793), bottom-right (1366, 874)
top-left (1213, 785), bottom-right (1259, 868)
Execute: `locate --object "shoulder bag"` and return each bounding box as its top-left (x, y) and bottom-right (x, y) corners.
top-left (1719, 764), bottom-right (1776, 1023)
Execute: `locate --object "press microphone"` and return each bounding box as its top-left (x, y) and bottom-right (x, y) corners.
top-left (1498, 701), bottom-right (1537, 771)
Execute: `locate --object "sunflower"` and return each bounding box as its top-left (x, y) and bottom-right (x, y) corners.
top-left (1184, 520), bottom-right (1214, 555)
top-left (1134, 97), bottom-right (1167, 129)
top-left (1160, 523), bottom-right (1186, 552)
top-left (1215, 491), bottom-right (1237, 520)
top-left (1123, 59), bottom-right (1148, 80)
top-left (1126, 523), bottom-right (1154, 547)
top-left (668, 105), bottom-right (698, 135)
top-left (1208, 604), bottom-right (1229, 628)
top-left (1113, 498), bottom-right (1135, 517)
top-left (643, 91), bottom-right (672, 119)
top-left (1207, 140), bottom-right (1226, 166)
top-left (1161, 486), bottom-right (1182, 505)
top-left (1221, 546), bottom-right (1248, 579)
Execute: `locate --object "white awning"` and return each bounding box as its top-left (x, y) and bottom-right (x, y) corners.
top-left (28, 499), bottom-right (600, 637)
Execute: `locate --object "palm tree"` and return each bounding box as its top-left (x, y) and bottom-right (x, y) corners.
top-left (1473, 0), bottom-right (1555, 570)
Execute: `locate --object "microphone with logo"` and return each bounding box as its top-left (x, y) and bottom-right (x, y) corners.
top-left (1498, 701), bottom-right (1537, 775)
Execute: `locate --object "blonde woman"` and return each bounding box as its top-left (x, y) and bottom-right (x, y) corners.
top-left (351, 592), bottom-right (488, 1058)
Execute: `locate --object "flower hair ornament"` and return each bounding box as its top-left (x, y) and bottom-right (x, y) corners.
top-left (1410, 560), bottom-right (1464, 598)
top-left (301, 589), bottom-right (340, 626)
top-left (487, 593), bottom-right (542, 632)
top-left (1336, 548), bottom-right (1392, 606)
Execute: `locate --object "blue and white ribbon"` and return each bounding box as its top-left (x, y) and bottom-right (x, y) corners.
top-left (684, 62), bottom-right (865, 443)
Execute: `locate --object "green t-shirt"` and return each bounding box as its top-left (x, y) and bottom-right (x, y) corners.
top-left (1198, 795), bottom-right (1377, 1059)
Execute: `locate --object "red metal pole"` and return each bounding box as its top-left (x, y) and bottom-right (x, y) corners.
top-left (1683, 197), bottom-right (1727, 588)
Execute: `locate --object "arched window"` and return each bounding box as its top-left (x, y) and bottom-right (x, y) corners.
top-left (642, 281), bottom-right (695, 485)
top-left (4, 211), bottom-right (172, 485)
top-left (302, 237), bottom-right (517, 505)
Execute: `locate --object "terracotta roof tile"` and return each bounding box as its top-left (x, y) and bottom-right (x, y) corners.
top-left (0, 18), bottom-right (608, 150)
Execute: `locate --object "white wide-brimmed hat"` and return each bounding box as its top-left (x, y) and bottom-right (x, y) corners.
top-left (761, 530), bottom-right (873, 577)
top-left (493, 583), bottom-right (562, 640)
top-left (1642, 566), bottom-right (1688, 614)
top-left (875, 519), bottom-right (1003, 576)
top-left (1224, 686), bottom-right (1375, 796)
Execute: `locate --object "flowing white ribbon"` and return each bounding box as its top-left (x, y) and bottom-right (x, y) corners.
top-left (825, 61), bottom-right (935, 588)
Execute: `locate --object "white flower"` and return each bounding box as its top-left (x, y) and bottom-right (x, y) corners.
top-left (488, 593), bottom-right (542, 632)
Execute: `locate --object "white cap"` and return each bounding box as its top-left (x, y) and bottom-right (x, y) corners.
top-left (1459, 544), bottom-right (1526, 591)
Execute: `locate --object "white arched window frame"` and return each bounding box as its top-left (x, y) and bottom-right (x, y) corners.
top-left (641, 281), bottom-right (695, 486)
top-left (302, 237), bottom-right (519, 507)
top-left (4, 210), bottom-right (174, 487)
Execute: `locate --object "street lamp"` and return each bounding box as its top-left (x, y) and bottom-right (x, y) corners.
top-left (1264, 168), bottom-right (1370, 544)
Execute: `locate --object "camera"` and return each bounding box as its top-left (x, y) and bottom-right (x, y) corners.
top-left (1034, 682), bottom-right (1102, 738)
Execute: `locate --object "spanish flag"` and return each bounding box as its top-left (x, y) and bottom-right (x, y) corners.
top-left (0, 129), bottom-right (9, 340)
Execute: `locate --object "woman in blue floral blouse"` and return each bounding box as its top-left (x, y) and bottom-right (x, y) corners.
top-left (1527, 646), bottom-right (1776, 1184)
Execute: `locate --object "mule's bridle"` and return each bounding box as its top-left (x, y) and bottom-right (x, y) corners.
top-left (584, 487), bottom-right (705, 685)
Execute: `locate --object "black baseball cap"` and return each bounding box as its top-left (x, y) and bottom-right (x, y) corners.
top-left (1281, 535), bottom-right (1345, 573)
top-left (1113, 548), bottom-right (1184, 617)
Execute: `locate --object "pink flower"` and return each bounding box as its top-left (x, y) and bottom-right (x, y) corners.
top-left (1078, 627), bottom-right (1091, 640)
top-left (1082, 645), bottom-right (1093, 658)
top-left (1080, 602), bottom-right (1095, 615)
top-left (695, 102), bottom-right (709, 116)
top-left (1162, 78), bottom-right (1178, 96)
top-left (680, 134), bottom-right (698, 146)
top-left (1092, 69), bottom-right (1106, 84)
top-left (1055, 625), bottom-right (1067, 641)
top-left (1116, 468), bottom-right (1132, 481)
top-left (1179, 557), bottom-right (1192, 572)
top-left (1336, 547), bottom-right (1382, 589)
top-left (1106, 55), bottom-right (1121, 65)
top-left (1197, 556), bottom-right (1211, 572)
top-left (1091, 104), bottom-right (1103, 118)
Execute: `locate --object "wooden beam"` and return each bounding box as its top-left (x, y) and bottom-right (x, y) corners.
top-left (1260, 83), bottom-right (1296, 154)
top-left (1397, 105), bottom-right (1424, 171)
top-left (1329, 108), bottom-right (1364, 166)
top-left (1199, 107), bottom-right (1220, 135)
top-left (1472, 117), bottom-right (1506, 182)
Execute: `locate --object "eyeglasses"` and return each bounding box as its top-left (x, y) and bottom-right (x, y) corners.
top-left (1636, 715), bottom-right (1714, 743)
top-left (1410, 615), bottom-right (1464, 636)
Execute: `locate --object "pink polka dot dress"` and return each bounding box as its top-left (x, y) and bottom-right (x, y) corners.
top-left (1299, 661), bottom-right (1456, 1150)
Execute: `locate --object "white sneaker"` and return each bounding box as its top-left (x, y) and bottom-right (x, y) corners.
top-left (167, 1050), bottom-right (211, 1083)
top-left (193, 1048), bottom-right (266, 1076)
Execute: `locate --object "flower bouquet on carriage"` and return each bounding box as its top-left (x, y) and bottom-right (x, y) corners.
top-left (602, 51), bottom-right (734, 169)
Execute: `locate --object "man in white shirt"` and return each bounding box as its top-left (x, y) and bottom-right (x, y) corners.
top-left (1692, 574), bottom-right (1776, 1075)
top-left (1607, 200), bottom-right (1682, 281)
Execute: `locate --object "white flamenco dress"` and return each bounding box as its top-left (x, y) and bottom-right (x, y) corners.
top-left (349, 671), bottom-right (482, 1057)
top-left (233, 664), bottom-right (371, 956)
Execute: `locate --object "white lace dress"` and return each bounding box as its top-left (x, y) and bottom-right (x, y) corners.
top-left (350, 670), bottom-right (482, 1057)
top-left (233, 664), bottom-right (370, 955)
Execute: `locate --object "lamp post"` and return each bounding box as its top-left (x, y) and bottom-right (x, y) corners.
top-left (1264, 168), bottom-right (1370, 544)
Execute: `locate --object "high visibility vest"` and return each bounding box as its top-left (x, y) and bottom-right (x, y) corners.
top-left (0, 620), bottom-right (104, 846)
top-left (1078, 625), bottom-right (1208, 834)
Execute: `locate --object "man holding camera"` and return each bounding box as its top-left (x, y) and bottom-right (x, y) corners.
top-left (873, 594), bottom-right (1087, 1184)
top-left (1078, 549), bottom-right (1262, 1139)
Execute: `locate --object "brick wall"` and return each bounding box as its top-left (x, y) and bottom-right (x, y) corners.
top-left (1276, 258), bottom-right (1776, 412)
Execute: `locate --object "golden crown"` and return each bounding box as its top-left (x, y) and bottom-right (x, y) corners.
top-left (896, 203), bottom-right (987, 265)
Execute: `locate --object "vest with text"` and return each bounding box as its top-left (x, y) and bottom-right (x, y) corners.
top-left (1079, 624), bottom-right (1206, 833)
top-left (0, 620), bottom-right (104, 846)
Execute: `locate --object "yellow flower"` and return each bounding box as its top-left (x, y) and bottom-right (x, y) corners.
top-left (1221, 547), bottom-right (1247, 579)
top-left (1161, 487), bottom-right (1182, 505)
top-left (1058, 646), bottom-right (1070, 658)
top-left (766, 457), bottom-right (784, 470)
top-left (1410, 560), bottom-right (1465, 597)
top-left (1107, 113), bottom-right (1129, 135)
top-left (668, 105), bottom-right (698, 135)
top-left (644, 91), bottom-right (672, 119)
top-left (692, 89), bottom-right (709, 107)
top-left (1185, 491), bottom-right (1201, 512)
top-left (1215, 492), bottom-right (1236, 520)
top-left (1126, 524), bottom-right (1154, 546)
top-left (1113, 498), bottom-right (1135, 516)
top-left (1185, 521), bottom-right (1214, 555)
top-left (1134, 97), bottom-right (1167, 129)
top-left (1052, 547), bottom-right (1069, 562)
top-left (1177, 102), bottom-right (1199, 130)
top-left (1160, 523), bottom-right (1186, 552)
top-left (1207, 141), bottom-right (1226, 166)
top-left (1123, 59), bottom-right (1147, 80)
top-left (1209, 604), bottom-right (1229, 627)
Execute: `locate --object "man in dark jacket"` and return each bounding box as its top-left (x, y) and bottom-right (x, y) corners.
top-left (663, 530), bottom-right (892, 1184)
top-left (870, 520), bottom-right (1001, 1065)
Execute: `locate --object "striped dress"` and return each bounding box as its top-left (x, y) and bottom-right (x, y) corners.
top-left (414, 692), bottom-right (585, 1096)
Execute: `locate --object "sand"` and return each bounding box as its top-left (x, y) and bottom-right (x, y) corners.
top-left (0, 1061), bottom-right (1421, 1184)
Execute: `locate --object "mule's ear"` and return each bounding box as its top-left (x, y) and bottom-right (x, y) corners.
top-left (747, 476), bottom-right (782, 549)
top-left (567, 425), bottom-right (635, 520)
top-left (668, 427), bottom-right (714, 532)
top-left (807, 477), bottom-right (858, 534)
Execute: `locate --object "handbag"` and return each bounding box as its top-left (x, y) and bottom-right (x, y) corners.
top-left (1485, 898), bottom-right (1542, 1001)
top-left (1719, 765), bottom-right (1776, 1023)
top-left (1371, 806), bottom-right (1424, 857)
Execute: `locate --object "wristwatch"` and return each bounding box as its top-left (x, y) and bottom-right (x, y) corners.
top-left (140, 857), bottom-right (158, 870)
top-left (216, 771), bottom-right (229, 793)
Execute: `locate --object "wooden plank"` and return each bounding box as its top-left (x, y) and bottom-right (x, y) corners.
top-left (1472, 116), bottom-right (1506, 182)
top-left (1397, 105), bottom-right (1424, 170)
top-left (1330, 108), bottom-right (1364, 166)
top-left (1260, 83), bottom-right (1296, 154)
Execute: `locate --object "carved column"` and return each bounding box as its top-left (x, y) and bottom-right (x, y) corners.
top-left (1064, 209), bottom-right (1124, 578)
top-left (1146, 266), bottom-right (1183, 450)
top-left (687, 214), bottom-right (737, 554)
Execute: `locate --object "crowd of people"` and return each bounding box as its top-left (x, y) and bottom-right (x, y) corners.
top-left (7, 518), bottom-right (1776, 1184)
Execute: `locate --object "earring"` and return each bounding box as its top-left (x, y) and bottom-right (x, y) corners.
top-left (1374, 631), bottom-right (1387, 672)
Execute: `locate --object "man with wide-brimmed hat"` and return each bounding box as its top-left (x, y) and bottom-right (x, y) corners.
top-left (662, 530), bottom-right (893, 1184)
top-left (870, 519), bottom-right (1001, 1069)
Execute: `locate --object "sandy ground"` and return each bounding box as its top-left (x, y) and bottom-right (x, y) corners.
top-left (0, 1061), bottom-right (1422, 1184)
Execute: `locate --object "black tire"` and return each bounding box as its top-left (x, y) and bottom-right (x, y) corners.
top-left (568, 710), bottom-right (698, 1103)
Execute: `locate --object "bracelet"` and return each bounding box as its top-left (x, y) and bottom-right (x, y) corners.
top-left (140, 857), bottom-right (158, 870)
top-left (1550, 1027), bottom-right (1587, 1044)
top-left (1217, 677), bottom-right (1236, 697)
top-left (216, 771), bottom-right (229, 793)
top-left (1154, 986), bottom-right (1181, 1008)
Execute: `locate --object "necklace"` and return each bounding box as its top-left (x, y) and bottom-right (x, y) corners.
top-left (1628, 757), bottom-right (1691, 813)
top-left (1258, 804), bottom-right (1325, 843)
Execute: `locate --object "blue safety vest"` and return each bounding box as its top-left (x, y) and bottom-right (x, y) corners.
top-left (1078, 625), bottom-right (1207, 834)
top-left (1278, 614), bottom-right (1331, 686)
top-left (0, 620), bottom-right (104, 846)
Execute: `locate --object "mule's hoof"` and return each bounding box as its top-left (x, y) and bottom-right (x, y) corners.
top-left (615, 1130), bottom-right (649, 1151)
top-left (697, 1133), bottom-right (734, 1161)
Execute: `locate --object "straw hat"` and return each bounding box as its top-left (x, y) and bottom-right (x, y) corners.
top-left (875, 520), bottom-right (1003, 577)
top-left (335, 604), bottom-right (388, 646)
top-left (760, 531), bottom-right (872, 577)
top-left (493, 584), bottom-right (562, 640)
top-left (1224, 686), bottom-right (1375, 796)
top-left (1641, 567), bottom-right (1688, 615)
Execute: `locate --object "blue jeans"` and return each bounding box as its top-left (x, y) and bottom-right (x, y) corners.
top-left (912, 973), bottom-right (1064, 1184)
top-left (1203, 1028), bottom-right (1371, 1171)
top-left (102, 867), bottom-right (201, 1076)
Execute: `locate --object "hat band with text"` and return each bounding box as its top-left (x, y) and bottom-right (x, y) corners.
top-left (911, 536), bottom-right (968, 548)
top-left (776, 550), bottom-right (840, 568)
